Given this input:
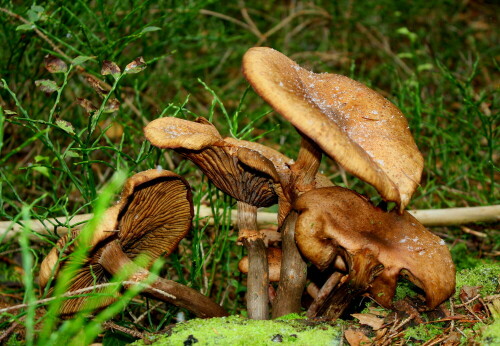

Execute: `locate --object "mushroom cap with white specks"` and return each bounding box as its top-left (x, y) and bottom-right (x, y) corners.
top-left (243, 47), bottom-right (423, 211)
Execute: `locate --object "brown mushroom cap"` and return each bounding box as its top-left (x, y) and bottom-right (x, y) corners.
top-left (39, 169), bottom-right (193, 314)
top-left (243, 47), bottom-right (424, 211)
top-left (239, 247), bottom-right (282, 282)
top-left (145, 117), bottom-right (290, 209)
top-left (294, 186), bottom-right (455, 309)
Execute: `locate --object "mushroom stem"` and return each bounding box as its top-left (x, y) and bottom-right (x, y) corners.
top-left (291, 135), bottom-right (322, 195)
top-left (237, 201), bottom-right (269, 320)
top-left (271, 211), bottom-right (307, 318)
top-left (99, 240), bottom-right (228, 318)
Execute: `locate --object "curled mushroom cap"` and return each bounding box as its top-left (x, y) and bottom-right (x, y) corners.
top-left (294, 186), bottom-right (455, 309)
top-left (39, 169), bottom-right (193, 314)
top-left (243, 47), bottom-right (424, 211)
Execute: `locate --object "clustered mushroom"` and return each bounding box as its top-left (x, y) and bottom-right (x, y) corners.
top-left (41, 47), bottom-right (456, 323)
top-left (240, 47), bottom-right (454, 318)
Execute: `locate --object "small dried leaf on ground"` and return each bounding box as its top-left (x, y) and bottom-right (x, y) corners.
top-left (460, 285), bottom-right (482, 303)
top-left (344, 328), bottom-right (371, 346)
top-left (352, 312), bottom-right (385, 330)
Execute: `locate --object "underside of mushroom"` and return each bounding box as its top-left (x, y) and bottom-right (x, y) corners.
top-left (294, 186), bottom-right (456, 319)
top-left (39, 169), bottom-right (227, 318)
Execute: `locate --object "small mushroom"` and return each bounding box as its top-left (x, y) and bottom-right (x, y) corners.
top-left (39, 169), bottom-right (227, 318)
top-left (294, 186), bottom-right (456, 319)
top-left (145, 116), bottom-right (296, 319)
top-left (238, 247), bottom-right (282, 282)
top-left (242, 47), bottom-right (423, 211)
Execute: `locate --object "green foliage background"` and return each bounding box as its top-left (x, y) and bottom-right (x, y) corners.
top-left (0, 0), bottom-right (498, 344)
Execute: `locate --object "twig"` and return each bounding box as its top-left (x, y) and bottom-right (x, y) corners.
top-left (0, 281), bottom-right (173, 314)
top-left (102, 320), bottom-right (151, 340)
top-left (0, 321), bottom-right (20, 343)
top-left (199, 9), bottom-right (260, 38)
top-left (2, 204), bottom-right (499, 242)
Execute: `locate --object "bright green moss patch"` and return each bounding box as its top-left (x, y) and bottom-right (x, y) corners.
top-left (133, 315), bottom-right (343, 346)
top-left (455, 263), bottom-right (500, 297)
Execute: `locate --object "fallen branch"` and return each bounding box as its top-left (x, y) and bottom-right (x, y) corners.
top-left (1, 205), bottom-right (499, 242)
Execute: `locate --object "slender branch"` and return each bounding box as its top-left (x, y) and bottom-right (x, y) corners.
top-left (2, 204), bottom-right (499, 242)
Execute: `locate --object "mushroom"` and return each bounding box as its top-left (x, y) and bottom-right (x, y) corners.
top-left (145, 117), bottom-right (294, 319)
top-left (294, 186), bottom-right (456, 319)
top-left (39, 169), bottom-right (227, 318)
top-left (242, 47), bottom-right (425, 317)
top-left (239, 247), bottom-right (282, 304)
top-left (242, 47), bottom-right (423, 210)
top-left (238, 247), bottom-right (282, 282)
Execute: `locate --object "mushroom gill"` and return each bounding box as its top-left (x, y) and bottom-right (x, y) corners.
top-left (39, 169), bottom-right (227, 318)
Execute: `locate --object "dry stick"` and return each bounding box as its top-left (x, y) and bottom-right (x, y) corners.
top-left (238, 201), bottom-right (269, 320)
top-left (306, 272), bottom-right (344, 318)
top-left (2, 204), bottom-right (499, 242)
top-left (99, 240), bottom-right (228, 319)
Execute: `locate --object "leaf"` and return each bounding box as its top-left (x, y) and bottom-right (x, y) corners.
top-left (124, 57), bottom-right (147, 74)
top-left (35, 79), bottom-right (59, 94)
top-left (344, 328), bottom-right (371, 346)
top-left (140, 26), bottom-right (161, 34)
top-left (63, 150), bottom-right (80, 159)
top-left (56, 119), bottom-right (75, 135)
top-left (86, 75), bottom-right (108, 97)
top-left (32, 166), bottom-right (50, 178)
top-left (4, 109), bottom-right (17, 116)
top-left (44, 55), bottom-right (68, 73)
top-left (16, 24), bottom-right (35, 32)
top-left (27, 5), bottom-right (44, 22)
top-left (101, 61), bottom-right (121, 79)
top-left (72, 56), bottom-right (95, 66)
top-left (35, 155), bottom-right (49, 163)
top-left (77, 98), bottom-right (97, 114)
top-left (104, 98), bottom-right (120, 113)
top-left (351, 313), bottom-right (385, 330)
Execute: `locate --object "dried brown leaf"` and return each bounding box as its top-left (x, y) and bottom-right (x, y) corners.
top-left (352, 313), bottom-right (385, 330)
top-left (101, 60), bottom-right (121, 78)
top-left (104, 98), bottom-right (120, 113)
top-left (344, 328), bottom-right (371, 346)
top-left (86, 75), bottom-right (108, 97)
top-left (44, 55), bottom-right (68, 73)
top-left (77, 98), bottom-right (97, 114)
top-left (124, 57), bottom-right (147, 74)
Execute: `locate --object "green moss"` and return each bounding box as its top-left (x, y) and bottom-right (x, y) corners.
top-left (133, 315), bottom-right (342, 346)
top-left (455, 263), bottom-right (500, 297)
top-left (404, 323), bottom-right (444, 343)
top-left (481, 318), bottom-right (500, 345)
